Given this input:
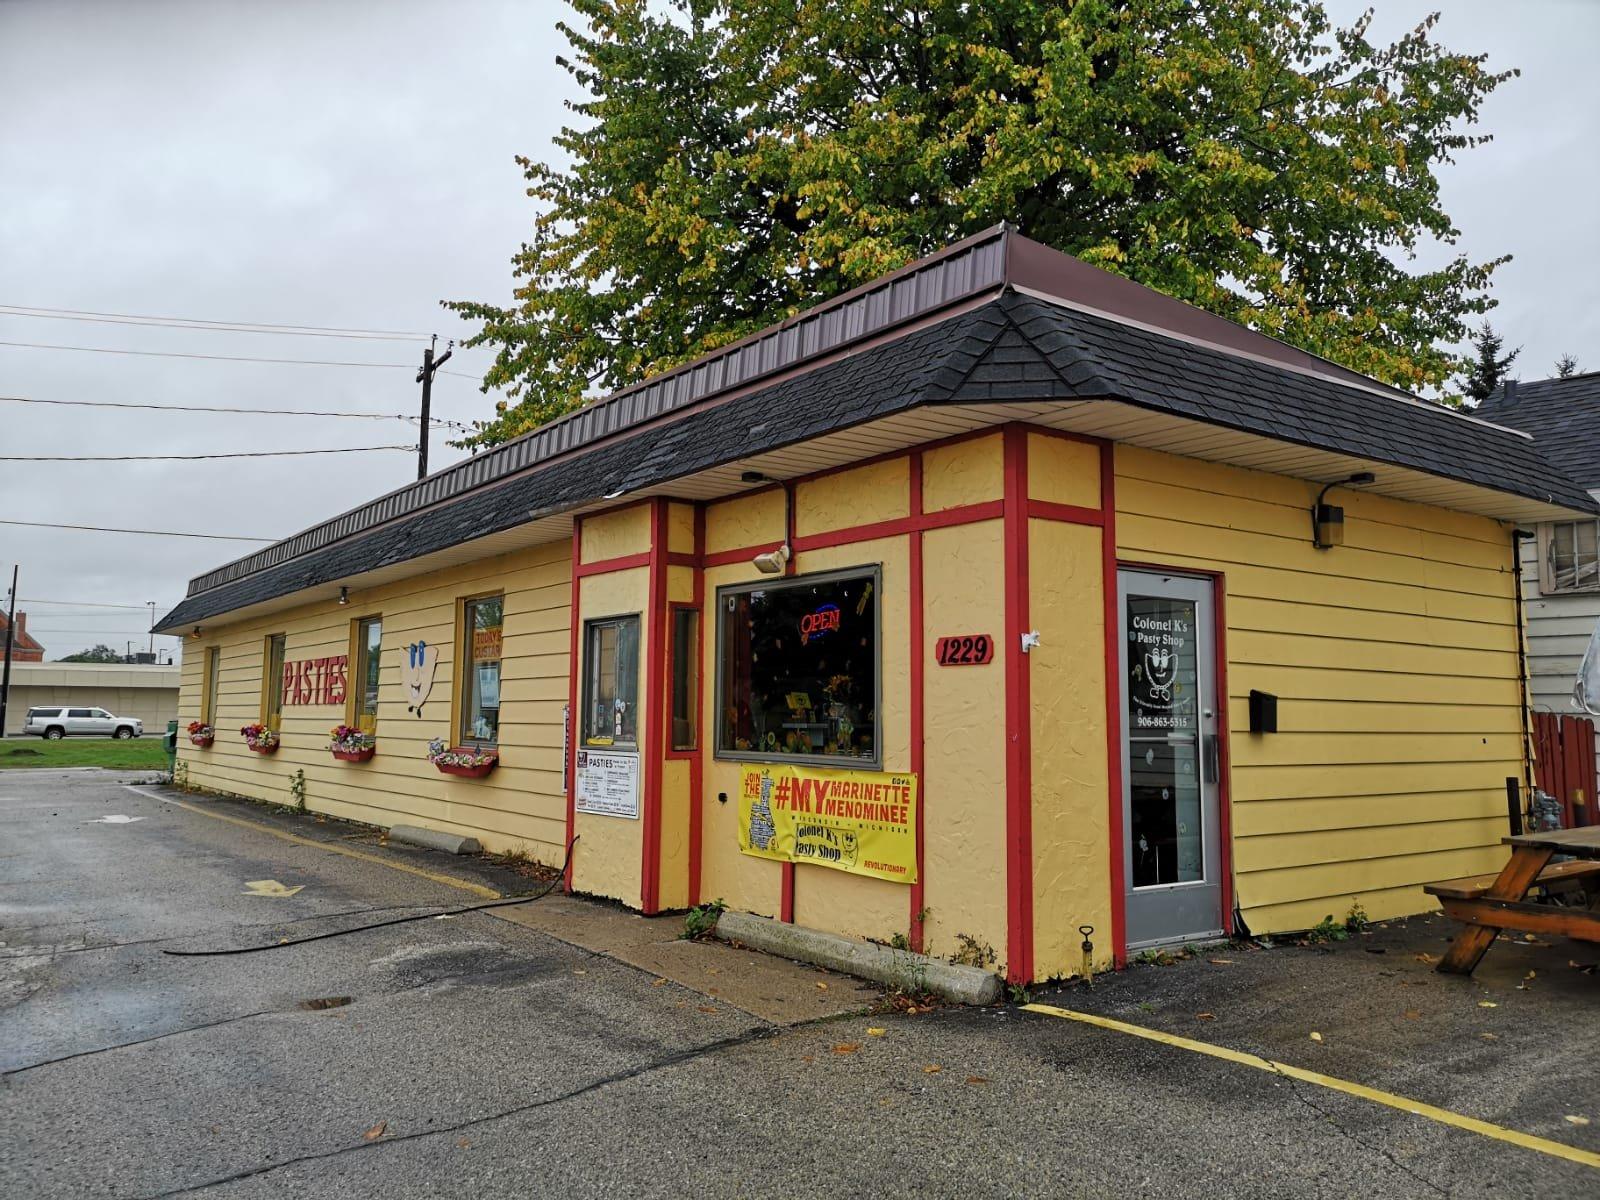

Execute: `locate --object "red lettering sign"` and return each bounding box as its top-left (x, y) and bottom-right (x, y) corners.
top-left (798, 603), bottom-right (841, 646)
top-left (935, 635), bottom-right (993, 666)
top-left (280, 654), bottom-right (349, 705)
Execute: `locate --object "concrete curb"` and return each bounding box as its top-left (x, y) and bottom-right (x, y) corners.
top-left (388, 824), bottom-right (481, 855)
top-left (716, 910), bottom-right (1003, 1006)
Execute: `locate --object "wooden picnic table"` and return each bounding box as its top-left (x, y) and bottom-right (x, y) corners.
top-left (1430, 827), bottom-right (1600, 975)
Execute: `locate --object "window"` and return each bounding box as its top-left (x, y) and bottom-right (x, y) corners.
top-left (583, 616), bottom-right (640, 748)
top-left (263, 634), bottom-right (286, 730)
top-left (69, 708), bottom-right (93, 718)
top-left (351, 616), bottom-right (382, 732)
top-left (203, 647), bottom-right (220, 724)
top-left (91, 709), bottom-right (110, 719)
top-left (1543, 521), bottom-right (1600, 592)
top-left (460, 595), bottom-right (503, 745)
top-left (716, 568), bottom-right (879, 764)
top-left (670, 608), bottom-right (700, 752)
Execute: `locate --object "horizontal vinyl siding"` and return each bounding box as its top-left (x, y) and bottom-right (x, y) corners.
top-left (174, 541), bottom-right (571, 863)
top-left (1116, 446), bottom-right (1525, 934)
top-left (1518, 533), bottom-right (1600, 775)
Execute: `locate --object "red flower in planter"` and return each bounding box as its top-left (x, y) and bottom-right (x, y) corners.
top-left (240, 723), bottom-right (280, 753)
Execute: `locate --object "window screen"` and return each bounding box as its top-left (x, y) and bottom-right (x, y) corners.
top-left (717, 569), bottom-right (878, 764)
top-left (584, 616), bottom-right (640, 748)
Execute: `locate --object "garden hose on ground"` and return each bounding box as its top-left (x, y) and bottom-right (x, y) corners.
top-left (161, 837), bottom-right (577, 958)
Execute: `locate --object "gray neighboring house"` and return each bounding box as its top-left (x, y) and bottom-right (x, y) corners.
top-left (1476, 372), bottom-right (1600, 759)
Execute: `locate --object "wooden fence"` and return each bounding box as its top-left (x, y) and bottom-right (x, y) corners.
top-left (1531, 711), bottom-right (1598, 829)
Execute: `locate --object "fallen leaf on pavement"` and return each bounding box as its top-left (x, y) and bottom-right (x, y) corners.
top-left (1414, 952), bottom-right (1438, 965)
top-left (1403, 1010), bottom-right (1420, 1020)
top-left (363, 1122), bottom-right (387, 1141)
top-left (1480, 1033), bottom-right (1499, 1041)
top-left (1478, 1001), bottom-right (1498, 1008)
top-left (924, 1064), bottom-right (942, 1074)
top-left (697, 1005), bottom-right (718, 1014)
top-left (816, 982), bottom-right (829, 991)
top-left (1207, 958), bottom-right (1234, 966)
top-left (1309, 1032), bottom-right (1323, 1042)
top-left (573, 969), bottom-right (586, 975)
top-left (832, 1043), bottom-right (861, 1055)
top-left (1565, 1115), bottom-right (1591, 1126)
top-left (965, 1076), bottom-right (989, 1086)
top-left (867, 1027), bottom-right (886, 1037)
top-left (457, 1138), bottom-right (471, 1149)
top-left (800, 1055), bottom-right (814, 1063)
top-left (652, 978), bottom-right (668, 987)
top-left (1195, 1012), bottom-right (1216, 1021)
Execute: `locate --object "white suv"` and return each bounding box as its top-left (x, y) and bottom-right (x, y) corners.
top-left (23, 707), bottom-right (144, 740)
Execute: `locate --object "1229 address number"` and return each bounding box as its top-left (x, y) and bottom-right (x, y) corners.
top-left (935, 634), bottom-right (994, 666)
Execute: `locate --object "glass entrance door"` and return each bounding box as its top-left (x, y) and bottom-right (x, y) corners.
top-left (1119, 570), bottom-right (1224, 948)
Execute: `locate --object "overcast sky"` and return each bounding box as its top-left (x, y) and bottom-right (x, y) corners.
top-left (2, 0), bottom-right (1595, 663)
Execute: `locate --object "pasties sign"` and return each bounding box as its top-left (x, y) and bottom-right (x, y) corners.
top-left (738, 763), bottom-right (917, 884)
top-left (282, 655), bottom-right (347, 706)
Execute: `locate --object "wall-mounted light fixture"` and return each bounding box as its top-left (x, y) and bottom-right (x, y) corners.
top-left (752, 544), bottom-right (791, 574)
top-left (191, 626), bottom-right (203, 639)
top-left (740, 470), bottom-right (771, 484)
top-left (1311, 472), bottom-right (1376, 550)
top-left (338, 586), bottom-right (349, 606)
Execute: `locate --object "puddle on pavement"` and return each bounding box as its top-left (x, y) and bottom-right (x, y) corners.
top-left (298, 996), bottom-right (353, 1010)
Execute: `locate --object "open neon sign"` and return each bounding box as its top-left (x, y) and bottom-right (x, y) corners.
top-left (799, 603), bottom-right (841, 646)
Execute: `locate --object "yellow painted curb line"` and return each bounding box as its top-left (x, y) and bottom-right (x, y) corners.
top-left (125, 786), bottom-right (501, 900)
top-left (1023, 1003), bottom-right (1600, 1170)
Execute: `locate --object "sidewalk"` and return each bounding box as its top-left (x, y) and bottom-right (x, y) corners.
top-left (133, 782), bottom-right (879, 1025)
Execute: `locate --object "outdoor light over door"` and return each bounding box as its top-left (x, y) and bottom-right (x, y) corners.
top-left (1311, 472), bottom-right (1376, 550)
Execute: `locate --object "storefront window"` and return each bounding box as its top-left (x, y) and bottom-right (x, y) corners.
top-left (263, 634), bottom-right (286, 730)
top-left (717, 568), bottom-right (878, 764)
top-left (353, 616), bottom-right (382, 732)
top-left (584, 616), bottom-right (640, 748)
top-left (460, 595), bottom-right (503, 745)
top-left (671, 608), bottom-right (699, 751)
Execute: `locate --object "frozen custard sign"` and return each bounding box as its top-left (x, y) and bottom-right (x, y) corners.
top-left (1127, 600), bottom-right (1196, 734)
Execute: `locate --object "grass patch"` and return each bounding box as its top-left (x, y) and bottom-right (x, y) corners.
top-left (0, 737), bottom-right (169, 771)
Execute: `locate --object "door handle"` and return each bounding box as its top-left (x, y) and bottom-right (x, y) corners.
top-left (1203, 733), bottom-right (1219, 784)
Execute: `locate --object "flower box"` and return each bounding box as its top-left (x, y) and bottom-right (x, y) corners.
top-left (434, 757), bottom-right (497, 778)
top-left (332, 747), bottom-right (376, 763)
top-left (246, 740), bottom-right (279, 755)
top-left (189, 733), bottom-right (215, 748)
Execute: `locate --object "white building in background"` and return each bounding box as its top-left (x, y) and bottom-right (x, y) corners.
top-left (1476, 371), bottom-right (1600, 760)
top-left (1, 661), bottom-right (179, 737)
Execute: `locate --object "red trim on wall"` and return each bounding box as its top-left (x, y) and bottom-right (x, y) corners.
top-left (1001, 425), bottom-right (1034, 985)
top-left (564, 519), bottom-right (582, 894)
top-left (688, 505), bottom-right (706, 907)
top-left (788, 425), bottom-right (1001, 490)
top-left (640, 499), bottom-right (669, 914)
top-left (781, 481), bottom-right (797, 923)
top-left (1099, 444), bottom-right (1126, 965)
top-left (908, 451), bottom-right (927, 952)
top-left (1025, 499), bottom-right (1104, 527)
top-left (574, 550), bottom-right (653, 578)
top-left (701, 541), bottom-right (786, 570)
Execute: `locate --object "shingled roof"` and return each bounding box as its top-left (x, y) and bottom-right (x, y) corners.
top-left (1475, 372), bottom-right (1600, 491)
top-left (155, 228), bottom-right (1598, 633)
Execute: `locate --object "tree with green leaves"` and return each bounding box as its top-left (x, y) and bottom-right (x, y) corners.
top-left (1458, 321), bottom-right (1519, 402)
top-left (449, 0), bottom-right (1516, 447)
top-left (58, 644), bottom-right (123, 664)
top-left (1555, 353), bottom-right (1580, 379)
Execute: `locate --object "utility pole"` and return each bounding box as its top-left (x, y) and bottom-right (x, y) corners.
top-left (1, 565), bottom-right (17, 739)
top-left (416, 335), bottom-right (453, 480)
top-left (147, 601), bottom-right (156, 658)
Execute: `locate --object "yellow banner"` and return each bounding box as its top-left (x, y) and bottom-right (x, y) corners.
top-left (738, 763), bottom-right (917, 884)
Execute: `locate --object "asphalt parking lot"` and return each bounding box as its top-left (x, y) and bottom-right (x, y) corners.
top-left (3, 769), bottom-right (1597, 1198)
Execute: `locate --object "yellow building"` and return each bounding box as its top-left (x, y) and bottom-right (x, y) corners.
top-left (154, 227), bottom-right (1595, 984)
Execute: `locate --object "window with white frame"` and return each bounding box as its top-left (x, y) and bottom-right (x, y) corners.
top-left (1541, 520), bottom-right (1600, 593)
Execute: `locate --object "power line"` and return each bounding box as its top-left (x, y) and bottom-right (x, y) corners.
top-left (16, 599), bottom-right (151, 610)
top-left (0, 394), bottom-right (470, 431)
top-left (0, 518), bottom-right (275, 543)
top-left (1, 445), bottom-right (414, 462)
top-left (0, 303), bottom-right (431, 342)
top-left (0, 339), bottom-right (425, 369)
